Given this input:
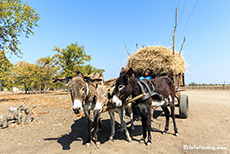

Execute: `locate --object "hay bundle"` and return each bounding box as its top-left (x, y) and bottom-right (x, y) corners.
top-left (127, 46), bottom-right (186, 78)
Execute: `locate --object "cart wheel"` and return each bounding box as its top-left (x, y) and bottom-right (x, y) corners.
top-left (179, 94), bottom-right (189, 118)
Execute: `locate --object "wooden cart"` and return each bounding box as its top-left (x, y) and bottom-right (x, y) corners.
top-left (174, 73), bottom-right (189, 118)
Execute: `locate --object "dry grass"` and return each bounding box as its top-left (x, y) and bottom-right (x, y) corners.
top-left (127, 46), bottom-right (186, 77)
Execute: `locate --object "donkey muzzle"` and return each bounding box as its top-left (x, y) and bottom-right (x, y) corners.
top-left (72, 100), bottom-right (82, 114)
top-left (94, 103), bottom-right (102, 113)
top-left (112, 95), bottom-right (122, 107)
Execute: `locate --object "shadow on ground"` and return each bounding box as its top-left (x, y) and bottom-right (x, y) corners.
top-left (44, 109), bottom-right (180, 150)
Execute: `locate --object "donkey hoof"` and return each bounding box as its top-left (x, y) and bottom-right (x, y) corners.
top-left (162, 130), bottom-right (167, 135)
top-left (127, 138), bottom-right (132, 143)
top-left (139, 139), bottom-right (144, 144)
top-left (175, 133), bottom-right (179, 137)
top-left (147, 142), bottom-right (152, 147)
top-left (86, 143), bottom-right (90, 148)
top-left (96, 142), bottom-right (100, 148)
top-left (109, 136), bottom-right (114, 142)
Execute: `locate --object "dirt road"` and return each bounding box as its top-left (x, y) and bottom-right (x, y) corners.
top-left (0, 90), bottom-right (229, 154)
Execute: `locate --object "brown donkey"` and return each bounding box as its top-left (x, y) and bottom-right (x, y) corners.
top-left (94, 83), bottom-right (133, 143)
top-left (67, 72), bottom-right (102, 147)
top-left (112, 68), bottom-right (178, 146)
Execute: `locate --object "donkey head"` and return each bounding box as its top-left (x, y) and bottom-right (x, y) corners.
top-left (94, 84), bottom-right (109, 114)
top-left (68, 71), bottom-right (102, 114)
top-left (112, 67), bottom-right (134, 107)
top-left (68, 72), bottom-right (88, 114)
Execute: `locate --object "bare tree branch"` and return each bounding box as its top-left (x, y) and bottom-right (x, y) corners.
top-left (179, 37), bottom-right (186, 55)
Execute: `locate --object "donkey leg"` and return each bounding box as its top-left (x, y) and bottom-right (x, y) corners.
top-left (146, 106), bottom-right (152, 146)
top-left (85, 110), bottom-right (92, 147)
top-left (161, 103), bottom-right (170, 134)
top-left (118, 109), bottom-right (132, 142)
top-left (139, 109), bottom-right (147, 144)
top-left (127, 103), bottom-right (135, 131)
top-left (109, 111), bottom-right (115, 141)
top-left (169, 99), bottom-right (179, 136)
top-left (93, 113), bottom-right (101, 147)
top-left (119, 108), bottom-right (125, 132)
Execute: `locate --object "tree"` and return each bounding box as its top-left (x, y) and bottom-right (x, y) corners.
top-left (78, 64), bottom-right (105, 76)
top-left (36, 56), bottom-right (58, 93)
top-left (0, 0), bottom-right (40, 56)
top-left (188, 82), bottom-right (198, 86)
top-left (53, 42), bottom-right (92, 77)
top-left (12, 61), bottom-right (38, 93)
top-left (0, 50), bottom-right (13, 90)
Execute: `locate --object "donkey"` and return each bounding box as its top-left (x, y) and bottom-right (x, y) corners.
top-left (94, 83), bottom-right (133, 143)
top-left (67, 72), bottom-right (102, 147)
top-left (112, 68), bottom-right (178, 146)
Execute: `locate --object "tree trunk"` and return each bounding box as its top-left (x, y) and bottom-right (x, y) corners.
top-left (0, 80), bottom-right (4, 91)
top-left (24, 83), bottom-right (28, 94)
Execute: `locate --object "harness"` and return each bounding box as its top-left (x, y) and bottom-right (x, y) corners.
top-left (137, 80), bottom-right (159, 100)
top-left (126, 79), bottom-right (162, 103)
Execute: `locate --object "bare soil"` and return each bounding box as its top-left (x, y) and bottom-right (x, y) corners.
top-left (0, 90), bottom-right (229, 154)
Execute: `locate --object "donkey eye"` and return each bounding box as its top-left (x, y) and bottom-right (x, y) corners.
top-left (81, 88), bottom-right (85, 92)
top-left (118, 85), bottom-right (125, 91)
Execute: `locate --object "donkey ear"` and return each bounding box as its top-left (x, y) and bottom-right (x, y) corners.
top-left (52, 78), bottom-right (58, 83)
top-left (75, 71), bottom-right (84, 77)
top-left (120, 67), bottom-right (126, 74)
top-left (83, 76), bottom-right (90, 82)
top-left (66, 76), bottom-right (73, 80)
top-left (84, 77), bottom-right (102, 83)
top-left (126, 68), bottom-right (133, 77)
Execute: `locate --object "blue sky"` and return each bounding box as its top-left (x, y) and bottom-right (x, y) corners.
top-left (10, 0), bottom-right (230, 84)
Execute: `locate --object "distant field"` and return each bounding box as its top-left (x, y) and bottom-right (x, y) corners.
top-left (185, 85), bottom-right (230, 90)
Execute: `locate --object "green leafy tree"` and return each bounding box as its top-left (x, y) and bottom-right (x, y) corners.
top-left (36, 56), bottom-right (58, 93)
top-left (53, 42), bottom-right (92, 77)
top-left (12, 61), bottom-right (38, 93)
top-left (78, 64), bottom-right (105, 76)
top-left (0, 50), bottom-right (13, 90)
top-left (0, 0), bottom-right (40, 56)
top-left (189, 82), bottom-right (198, 86)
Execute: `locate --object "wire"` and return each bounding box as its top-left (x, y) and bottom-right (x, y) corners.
top-left (177, 0), bottom-right (199, 44)
top-left (178, 0), bottom-right (187, 25)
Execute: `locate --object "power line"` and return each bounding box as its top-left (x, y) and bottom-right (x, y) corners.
top-left (177, 0), bottom-right (199, 44)
top-left (178, 0), bottom-right (187, 25)
top-left (177, 0), bottom-right (181, 9)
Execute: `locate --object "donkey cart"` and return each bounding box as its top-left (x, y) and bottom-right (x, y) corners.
top-left (173, 73), bottom-right (189, 118)
top-left (126, 46), bottom-right (189, 118)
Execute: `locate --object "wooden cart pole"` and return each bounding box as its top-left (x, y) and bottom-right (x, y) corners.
top-left (172, 7), bottom-right (178, 88)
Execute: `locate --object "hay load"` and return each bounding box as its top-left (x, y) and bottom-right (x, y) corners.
top-left (127, 46), bottom-right (186, 78)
